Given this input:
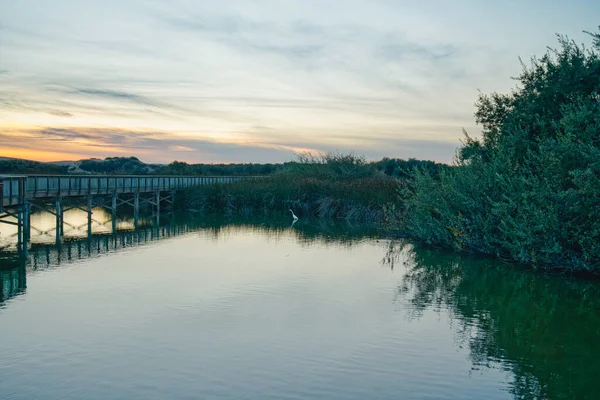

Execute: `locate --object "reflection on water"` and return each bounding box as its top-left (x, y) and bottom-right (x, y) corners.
top-left (390, 241), bottom-right (600, 400)
top-left (0, 211), bottom-right (380, 306)
top-left (0, 214), bottom-right (599, 400)
top-left (0, 266), bottom-right (26, 306)
top-left (0, 207), bottom-right (141, 248)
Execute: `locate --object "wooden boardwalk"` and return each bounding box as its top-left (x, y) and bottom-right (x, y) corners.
top-left (0, 175), bottom-right (245, 208)
top-left (0, 174), bottom-right (250, 251)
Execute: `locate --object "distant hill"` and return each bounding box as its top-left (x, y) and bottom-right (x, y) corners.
top-left (0, 156), bottom-right (30, 162)
top-left (0, 158), bottom-right (69, 175)
top-left (0, 156), bottom-right (283, 176)
top-left (46, 160), bottom-right (78, 167)
top-left (0, 156), bottom-right (161, 175)
top-left (72, 157), bottom-right (163, 175)
top-left (0, 155), bottom-right (448, 178)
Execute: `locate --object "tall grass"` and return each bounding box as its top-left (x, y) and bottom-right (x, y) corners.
top-left (184, 153), bottom-right (401, 223)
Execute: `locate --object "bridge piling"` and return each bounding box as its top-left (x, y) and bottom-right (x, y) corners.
top-left (155, 189), bottom-right (161, 226)
top-left (55, 197), bottom-right (63, 244)
top-left (112, 192), bottom-right (118, 234)
top-left (23, 202), bottom-right (31, 243)
top-left (112, 192), bottom-right (118, 213)
top-left (17, 206), bottom-right (22, 250)
top-left (87, 196), bottom-right (93, 239)
top-left (134, 192), bottom-right (140, 229)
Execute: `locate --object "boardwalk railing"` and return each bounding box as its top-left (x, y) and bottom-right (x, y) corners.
top-left (1, 175), bottom-right (248, 207)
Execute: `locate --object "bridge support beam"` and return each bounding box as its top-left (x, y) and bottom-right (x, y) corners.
top-left (23, 202), bottom-right (31, 243)
top-left (17, 206), bottom-right (22, 250)
top-left (165, 190), bottom-right (176, 211)
top-left (155, 190), bottom-right (161, 225)
top-left (112, 192), bottom-right (118, 234)
top-left (55, 197), bottom-right (63, 244)
top-left (134, 192), bottom-right (140, 229)
top-left (87, 195), bottom-right (93, 239)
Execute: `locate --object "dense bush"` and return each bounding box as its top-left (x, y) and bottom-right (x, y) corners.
top-left (402, 29), bottom-right (600, 272)
top-left (373, 157), bottom-right (448, 180)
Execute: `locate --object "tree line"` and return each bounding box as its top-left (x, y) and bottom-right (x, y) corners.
top-left (0, 155), bottom-right (447, 179)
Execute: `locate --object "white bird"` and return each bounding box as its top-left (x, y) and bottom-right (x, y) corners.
top-left (289, 209), bottom-right (299, 221)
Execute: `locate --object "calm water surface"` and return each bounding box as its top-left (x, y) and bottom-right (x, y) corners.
top-left (1, 212), bottom-right (599, 400)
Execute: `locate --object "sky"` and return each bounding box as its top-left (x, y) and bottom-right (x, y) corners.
top-left (0, 0), bottom-right (598, 164)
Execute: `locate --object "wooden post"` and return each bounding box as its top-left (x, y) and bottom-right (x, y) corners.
top-left (59, 200), bottom-right (64, 237)
top-left (87, 195), bottom-right (93, 238)
top-left (112, 192), bottom-right (117, 234)
top-left (55, 197), bottom-right (62, 244)
top-left (0, 181), bottom-right (4, 213)
top-left (156, 190), bottom-right (161, 214)
top-left (155, 190), bottom-right (160, 226)
top-left (19, 177), bottom-right (25, 207)
top-left (17, 204), bottom-right (23, 250)
top-left (23, 201), bottom-right (31, 242)
top-left (134, 192), bottom-right (139, 229)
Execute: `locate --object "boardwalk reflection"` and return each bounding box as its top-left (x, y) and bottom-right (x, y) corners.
top-left (1, 220), bottom-right (187, 306)
top-left (0, 212), bottom-right (379, 306)
top-left (0, 264), bottom-right (26, 307)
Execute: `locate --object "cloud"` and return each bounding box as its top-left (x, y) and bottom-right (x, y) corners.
top-left (0, 125), bottom-right (459, 163)
top-left (48, 110), bottom-right (73, 117)
top-left (378, 42), bottom-right (459, 63)
top-left (74, 88), bottom-right (145, 101)
top-left (56, 87), bottom-right (190, 113)
top-left (0, 126), bottom-right (299, 162)
top-left (1, 0), bottom-right (598, 163)
top-left (169, 145), bottom-right (196, 151)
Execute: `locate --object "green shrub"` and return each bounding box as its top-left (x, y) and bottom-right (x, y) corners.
top-left (403, 29), bottom-right (600, 272)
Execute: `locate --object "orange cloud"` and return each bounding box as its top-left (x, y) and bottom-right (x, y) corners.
top-left (169, 145), bottom-right (196, 151)
top-left (0, 147), bottom-right (91, 162)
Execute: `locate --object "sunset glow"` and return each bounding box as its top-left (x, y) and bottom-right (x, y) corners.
top-left (1, 0), bottom-right (598, 163)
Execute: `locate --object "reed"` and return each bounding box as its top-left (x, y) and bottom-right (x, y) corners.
top-left (184, 153), bottom-right (401, 223)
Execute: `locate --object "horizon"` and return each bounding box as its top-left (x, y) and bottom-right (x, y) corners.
top-left (1, 1), bottom-right (599, 164)
top-left (2, 152), bottom-right (448, 166)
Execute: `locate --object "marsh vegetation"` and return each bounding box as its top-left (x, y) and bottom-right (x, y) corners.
top-left (183, 153), bottom-right (407, 223)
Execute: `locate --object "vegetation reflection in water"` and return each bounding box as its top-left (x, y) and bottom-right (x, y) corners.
top-left (385, 240), bottom-right (600, 400)
top-left (1, 212), bottom-right (599, 399)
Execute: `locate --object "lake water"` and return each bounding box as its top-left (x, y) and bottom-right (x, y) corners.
top-left (1, 211), bottom-right (599, 400)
